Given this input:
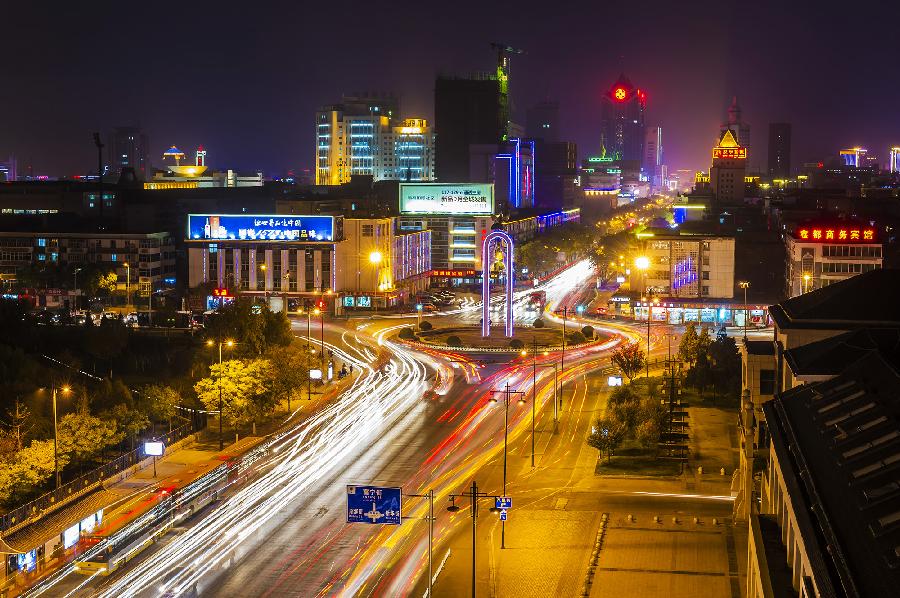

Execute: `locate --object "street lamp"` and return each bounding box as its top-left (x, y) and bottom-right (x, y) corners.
top-left (738, 281), bottom-right (751, 339)
top-left (259, 263), bottom-right (268, 304)
top-left (123, 262), bottom-right (131, 310)
top-left (489, 383), bottom-right (525, 549)
top-left (446, 481), bottom-right (504, 598)
top-left (73, 267), bottom-right (82, 313)
top-left (51, 385), bottom-right (71, 489)
top-left (802, 273), bottom-right (811, 294)
top-left (416, 303), bottom-right (423, 328)
top-left (206, 338), bottom-right (235, 450)
top-left (369, 251), bottom-right (383, 310)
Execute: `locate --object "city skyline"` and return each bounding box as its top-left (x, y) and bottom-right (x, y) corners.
top-left (3, 0), bottom-right (899, 177)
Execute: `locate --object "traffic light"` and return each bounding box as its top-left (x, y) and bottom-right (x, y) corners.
top-left (316, 300), bottom-right (326, 310)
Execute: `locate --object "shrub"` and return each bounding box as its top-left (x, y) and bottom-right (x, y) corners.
top-left (419, 320), bottom-right (433, 331)
top-left (446, 335), bottom-right (462, 347)
top-left (581, 325), bottom-right (595, 339)
top-left (567, 331), bottom-right (587, 345)
top-left (509, 338), bottom-right (525, 350)
top-left (532, 318), bottom-right (545, 328)
top-left (398, 328), bottom-right (417, 341)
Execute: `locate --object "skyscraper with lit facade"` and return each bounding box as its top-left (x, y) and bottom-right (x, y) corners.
top-left (109, 126), bottom-right (150, 180)
top-left (767, 122), bottom-right (791, 178)
top-left (315, 94), bottom-right (434, 185)
top-left (599, 74), bottom-right (646, 174)
top-left (710, 128), bottom-right (747, 204)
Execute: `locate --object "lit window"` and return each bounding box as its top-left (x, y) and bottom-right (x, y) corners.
top-left (36, 238), bottom-right (46, 247)
top-left (111, 253), bottom-right (117, 262)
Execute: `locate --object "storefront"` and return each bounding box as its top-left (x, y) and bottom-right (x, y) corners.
top-left (631, 299), bottom-right (770, 327)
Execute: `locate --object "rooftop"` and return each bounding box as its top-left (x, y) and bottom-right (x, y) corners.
top-left (743, 339), bottom-right (776, 356)
top-left (770, 269), bottom-right (900, 331)
top-left (784, 328), bottom-right (900, 376)
top-left (764, 352), bottom-right (900, 597)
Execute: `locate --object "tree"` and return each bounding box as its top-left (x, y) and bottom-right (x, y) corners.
top-left (103, 404), bottom-right (150, 451)
top-left (608, 385), bottom-right (641, 430)
top-left (0, 439), bottom-right (60, 505)
top-left (3, 400), bottom-right (33, 451)
top-left (611, 343), bottom-right (646, 382)
top-left (265, 345), bottom-right (313, 411)
top-left (137, 385), bottom-right (181, 431)
top-left (58, 411), bottom-right (119, 464)
top-left (205, 299), bottom-right (291, 355)
top-left (96, 271), bottom-right (119, 296)
top-left (398, 328), bottom-right (417, 341)
top-left (587, 415), bottom-right (626, 463)
top-left (509, 338), bottom-right (524, 350)
top-left (677, 322), bottom-right (699, 365)
top-left (532, 318), bottom-right (545, 328)
top-left (568, 331), bottom-right (587, 345)
top-left (708, 336), bottom-right (741, 401)
top-left (581, 325), bottom-right (595, 339)
top-left (686, 351), bottom-right (713, 397)
top-left (446, 336), bottom-right (462, 347)
top-left (636, 396), bottom-right (668, 454)
top-left (194, 358), bottom-right (269, 427)
top-left (418, 321), bottom-right (433, 331)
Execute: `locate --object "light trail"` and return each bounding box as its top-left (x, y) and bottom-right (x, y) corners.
top-left (86, 327), bottom-right (441, 598)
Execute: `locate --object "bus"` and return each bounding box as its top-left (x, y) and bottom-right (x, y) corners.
top-left (527, 290), bottom-right (547, 313)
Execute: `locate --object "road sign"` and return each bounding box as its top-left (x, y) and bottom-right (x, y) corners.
top-left (347, 485), bottom-right (402, 525)
top-left (499, 509), bottom-right (508, 521)
top-left (496, 496), bottom-right (512, 509)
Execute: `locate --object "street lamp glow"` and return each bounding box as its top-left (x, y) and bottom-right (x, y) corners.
top-left (226, 339), bottom-right (235, 348)
top-left (634, 256), bottom-right (650, 270)
top-left (368, 251), bottom-right (383, 265)
top-left (520, 349), bottom-right (527, 356)
top-left (313, 307), bottom-right (321, 316)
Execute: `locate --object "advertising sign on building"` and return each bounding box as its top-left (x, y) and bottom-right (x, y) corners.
top-left (399, 183), bottom-right (494, 215)
top-left (187, 214), bottom-right (335, 242)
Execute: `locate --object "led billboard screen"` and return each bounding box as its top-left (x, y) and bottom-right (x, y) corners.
top-left (399, 183), bottom-right (493, 215)
top-left (188, 214), bottom-right (334, 242)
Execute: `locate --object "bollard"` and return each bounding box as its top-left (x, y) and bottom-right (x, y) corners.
top-left (693, 517), bottom-right (699, 524)
top-left (672, 516), bottom-right (679, 524)
top-left (653, 515), bottom-right (660, 523)
top-left (697, 466), bottom-right (703, 475)
top-left (720, 467), bottom-right (726, 476)
top-left (712, 517), bottom-right (719, 525)
top-left (627, 514), bottom-right (633, 522)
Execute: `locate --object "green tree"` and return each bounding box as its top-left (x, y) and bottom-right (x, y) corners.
top-left (418, 321), bottom-right (433, 331)
top-left (532, 318), bottom-right (545, 328)
top-left (0, 439), bottom-right (60, 505)
top-left (205, 299), bottom-right (291, 355)
top-left (103, 404), bottom-right (150, 451)
top-left (137, 385), bottom-right (181, 431)
top-left (398, 328), bottom-right (417, 341)
top-left (678, 322), bottom-right (699, 365)
top-left (509, 338), bottom-right (525, 350)
top-left (608, 385), bottom-right (641, 431)
top-left (587, 415), bottom-right (627, 463)
top-left (265, 345), bottom-right (313, 411)
top-left (708, 336), bottom-right (742, 401)
top-left (58, 411), bottom-right (119, 464)
top-left (611, 343), bottom-right (646, 382)
top-left (581, 325), bottom-right (595, 339)
top-left (194, 358), bottom-right (269, 427)
top-left (446, 335), bottom-right (462, 347)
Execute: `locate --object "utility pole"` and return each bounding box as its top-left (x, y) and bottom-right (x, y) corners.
top-left (560, 306), bottom-right (568, 372)
top-left (446, 481), bottom-right (505, 597)
top-left (490, 383), bottom-right (524, 549)
top-left (739, 281), bottom-right (750, 339)
top-left (92, 132), bottom-right (104, 220)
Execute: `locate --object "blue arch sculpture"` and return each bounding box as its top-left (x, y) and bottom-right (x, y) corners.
top-left (482, 229), bottom-right (515, 338)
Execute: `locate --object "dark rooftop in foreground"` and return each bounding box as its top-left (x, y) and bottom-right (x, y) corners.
top-left (765, 352), bottom-right (900, 597)
top-left (769, 269), bottom-right (900, 330)
top-left (784, 328), bottom-right (900, 376)
top-left (743, 339), bottom-right (776, 356)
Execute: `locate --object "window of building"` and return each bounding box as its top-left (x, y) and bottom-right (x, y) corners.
top-left (36, 238), bottom-right (46, 247)
top-left (701, 285), bottom-right (709, 295)
top-left (702, 271), bottom-right (710, 280)
top-left (759, 369), bottom-right (775, 395)
top-left (111, 253), bottom-right (117, 262)
top-left (362, 225), bottom-right (374, 237)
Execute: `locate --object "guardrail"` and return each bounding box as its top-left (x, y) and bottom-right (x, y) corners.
top-left (0, 422), bottom-right (194, 536)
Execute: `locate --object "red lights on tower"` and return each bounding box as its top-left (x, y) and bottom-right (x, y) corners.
top-left (613, 87), bottom-right (627, 101)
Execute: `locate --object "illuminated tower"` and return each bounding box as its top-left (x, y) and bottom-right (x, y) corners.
top-left (767, 123), bottom-right (791, 178)
top-left (196, 146), bottom-right (207, 167)
top-left (710, 129), bottom-right (746, 204)
top-left (722, 96), bottom-right (751, 158)
top-left (599, 74), bottom-right (646, 175)
top-left (890, 147), bottom-right (900, 173)
top-left (839, 147), bottom-right (867, 167)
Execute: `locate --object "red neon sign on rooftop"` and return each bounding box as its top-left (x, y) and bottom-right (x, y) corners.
top-left (795, 227), bottom-right (876, 242)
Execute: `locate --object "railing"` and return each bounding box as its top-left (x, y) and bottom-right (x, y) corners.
top-left (0, 422), bottom-right (194, 536)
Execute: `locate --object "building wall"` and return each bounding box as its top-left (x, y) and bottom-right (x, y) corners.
top-left (333, 218), bottom-right (393, 294)
top-left (784, 235), bottom-right (882, 298)
top-left (0, 232), bottom-right (175, 289)
top-left (188, 244), bottom-right (334, 294)
top-left (638, 236), bottom-right (735, 299)
top-left (710, 159), bottom-right (745, 203)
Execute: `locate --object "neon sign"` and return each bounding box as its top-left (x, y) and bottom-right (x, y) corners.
top-left (712, 147), bottom-right (747, 159)
top-left (795, 227), bottom-right (876, 242)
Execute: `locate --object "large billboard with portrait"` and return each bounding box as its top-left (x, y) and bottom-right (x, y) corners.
top-left (187, 214), bottom-right (335, 242)
top-left (399, 183), bottom-right (494, 215)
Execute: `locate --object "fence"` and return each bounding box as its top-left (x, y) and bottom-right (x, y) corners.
top-left (0, 421), bottom-right (194, 536)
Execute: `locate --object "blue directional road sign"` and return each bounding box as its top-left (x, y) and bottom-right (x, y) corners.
top-left (496, 496), bottom-right (512, 509)
top-left (499, 509), bottom-right (508, 521)
top-left (347, 485), bottom-right (402, 525)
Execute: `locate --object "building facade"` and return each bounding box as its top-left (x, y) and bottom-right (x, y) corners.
top-left (434, 75), bottom-right (504, 182)
top-left (525, 101), bottom-right (559, 143)
top-left (633, 231), bottom-right (735, 299)
top-left (599, 74), bottom-right (646, 174)
top-left (0, 231), bottom-right (176, 292)
top-left (109, 126), bottom-right (150, 180)
top-left (767, 123), bottom-right (791, 178)
top-left (710, 129), bottom-right (747, 204)
top-left (784, 224), bottom-right (882, 297)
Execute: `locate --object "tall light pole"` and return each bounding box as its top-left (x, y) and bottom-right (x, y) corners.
top-left (51, 385), bottom-right (71, 488)
top-left (560, 306), bottom-right (568, 372)
top-left (282, 271), bottom-right (290, 313)
top-left (259, 263), bottom-right (268, 305)
top-left (73, 267), bottom-right (82, 313)
top-left (635, 256), bottom-right (651, 378)
top-left (802, 273), bottom-right (811, 294)
top-left (207, 339), bottom-right (234, 450)
top-left (123, 262), bottom-right (131, 310)
top-left (738, 281), bottom-right (750, 339)
top-left (489, 382), bottom-right (524, 549)
top-left (447, 481), bottom-right (504, 598)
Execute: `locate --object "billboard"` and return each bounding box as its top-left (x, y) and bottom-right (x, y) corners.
top-left (188, 214), bottom-right (334, 242)
top-left (399, 183), bottom-right (493, 215)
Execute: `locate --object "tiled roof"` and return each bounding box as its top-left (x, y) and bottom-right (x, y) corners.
top-left (784, 328), bottom-right (900, 376)
top-left (770, 269), bottom-right (900, 330)
top-left (765, 353), bottom-right (900, 596)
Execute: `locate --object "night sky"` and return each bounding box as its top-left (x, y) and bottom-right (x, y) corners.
top-left (2, 0), bottom-right (897, 177)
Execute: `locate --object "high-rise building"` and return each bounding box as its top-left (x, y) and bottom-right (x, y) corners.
top-left (644, 125), bottom-right (664, 191)
top-left (710, 128), bottom-right (747, 204)
top-left (0, 155), bottom-right (16, 182)
top-left (890, 147), bottom-right (900, 173)
top-left (721, 96), bottom-right (750, 159)
top-left (599, 74), bottom-right (646, 173)
top-left (315, 94), bottom-right (434, 185)
top-left (767, 123), bottom-right (791, 178)
top-left (108, 126), bottom-right (150, 180)
top-left (526, 101), bottom-right (559, 143)
top-left (434, 75), bottom-right (505, 182)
